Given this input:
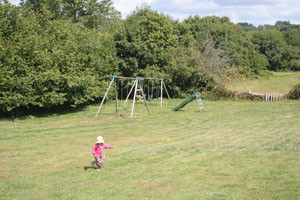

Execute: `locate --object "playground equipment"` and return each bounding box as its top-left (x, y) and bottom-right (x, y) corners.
top-left (95, 76), bottom-right (172, 118)
top-left (172, 90), bottom-right (204, 111)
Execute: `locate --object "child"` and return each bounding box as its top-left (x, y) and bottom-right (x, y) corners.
top-left (91, 136), bottom-right (113, 171)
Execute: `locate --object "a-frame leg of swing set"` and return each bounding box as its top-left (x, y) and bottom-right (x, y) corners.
top-left (115, 79), bottom-right (118, 114)
top-left (130, 80), bottom-right (151, 117)
top-left (130, 80), bottom-right (138, 117)
top-left (95, 78), bottom-right (115, 118)
top-left (124, 80), bottom-right (136, 106)
top-left (159, 80), bottom-right (173, 107)
top-left (95, 77), bottom-right (171, 118)
top-left (163, 81), bottom-right (172, 104)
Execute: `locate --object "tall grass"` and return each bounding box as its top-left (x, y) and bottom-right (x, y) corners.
top-left (1, 99), bottom-right (300, 199)
top-left (226, 72), bottom-right (300, 94)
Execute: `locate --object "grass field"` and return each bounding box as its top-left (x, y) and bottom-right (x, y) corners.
top-left (1, 98), bottom-right (300, 199)
top-left (226, 72), bottom-right (300, 94)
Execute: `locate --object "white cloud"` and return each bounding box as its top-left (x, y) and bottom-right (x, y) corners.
top-left (213, 0), bottom-right (275, 6)
top-left (112, 0), bottom-right (153, 18)
top-left (151, 0), bottom-right (300, 25)
top-left (151, 0), bottom-right (217, 14)
top-left (6, 0), bottom-right (300, 25)
top-left (8, 0), bottom-right (20, 5)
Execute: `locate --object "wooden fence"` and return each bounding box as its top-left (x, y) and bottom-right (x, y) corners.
top-left (236, 91), bottom-right (286, 101)
top-left (265, 93), bottom-right (285, 102)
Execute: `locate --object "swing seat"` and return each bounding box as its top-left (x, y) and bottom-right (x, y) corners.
top-left (136, 94), bottom-right (144, 101)
top-left (147, 95), bottom-right (153, 102)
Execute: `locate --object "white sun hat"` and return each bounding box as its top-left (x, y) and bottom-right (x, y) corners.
top-left (96, 136), bottom-right (104, 144)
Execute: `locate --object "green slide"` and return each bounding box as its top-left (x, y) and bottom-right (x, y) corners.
top-left (172, 94), bottom-right (196, 111)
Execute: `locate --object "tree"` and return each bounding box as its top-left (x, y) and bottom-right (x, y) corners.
top-left (164, 37), bottom-right (231, 96)
top-left (20, 0), bottom-right (61, 19)
top-left (61, 0), bottom-right (120, 29)
top-left (81, 0), bottom-right (121, 30)
top-left (114, 7), bottom-right (178, 77)
top-left (0, 4), bottom-right (118, 114)
top-left (183, 15), bottom-right (267, 76)
top-left (201, 37), bottom-right (230, 80)
top-left (61, 0), bottom-right (86, 22)
top-left (252, 30), bottom-right (287, 71)
top-left (164, 45), bottom-right (202, 96)
top-left (257, 21), bottom-right (300, 32)
top-left (20, 0), bottom-right (120, 29)
top-left (238, 22), bottom-right (258, 32)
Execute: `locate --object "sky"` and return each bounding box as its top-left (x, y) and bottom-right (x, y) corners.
top-left (8, 0), bottom-right (300, 26)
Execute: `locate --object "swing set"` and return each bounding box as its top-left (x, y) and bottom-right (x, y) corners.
top-left (95, 76), bottom-right (172, 118)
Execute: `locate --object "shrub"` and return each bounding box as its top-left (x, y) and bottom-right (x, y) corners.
top-left (202, 86), bottom-right (234, 100)
top-left (0, 6), bottom-right (118, 114)
top-left (288, 84), bottom-right (300, 99)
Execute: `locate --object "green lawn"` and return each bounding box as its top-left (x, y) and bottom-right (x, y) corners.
top-left (1, 99), bottom-right (300, 199)
top-left (226, 72), bottom-right (300, 94)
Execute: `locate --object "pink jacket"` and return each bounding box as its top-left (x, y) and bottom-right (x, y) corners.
top-left (92, 143), bottom-right (113, 158)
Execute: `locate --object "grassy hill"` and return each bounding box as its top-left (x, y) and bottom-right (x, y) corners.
top-left (226, 72), bottom-right (300, 94)
top-left (1, 99), bottom-right (300, 199)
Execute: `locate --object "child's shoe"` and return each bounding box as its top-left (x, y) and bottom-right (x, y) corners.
top-left (96, 168), bottom-right (101, 171)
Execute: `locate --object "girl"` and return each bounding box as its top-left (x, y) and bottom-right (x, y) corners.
top-left (91, 136), bottom-right (113, 171)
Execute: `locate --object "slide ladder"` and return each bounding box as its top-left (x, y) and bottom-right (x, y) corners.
top-left (193, 91), bottom-right (204, 111)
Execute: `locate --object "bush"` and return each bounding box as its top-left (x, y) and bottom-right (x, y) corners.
top-left (202, 86), bottom-right (234, 100)
top-left (0, 6), bottom-right (118, 114)
top-left (288, 84), bottom-right (300, 99)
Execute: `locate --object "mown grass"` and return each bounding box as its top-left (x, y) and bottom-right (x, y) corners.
top-left (1, 99), bottom-right (300, 199)
top-left (226, 71), bottom-right (300, 94)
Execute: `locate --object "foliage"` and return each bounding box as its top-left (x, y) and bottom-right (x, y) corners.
top-left (283, 28), bottom-right (300, 46)
top-left (163, 37), bottom-right (230, 97)
top-left (258, 21), bottom-right (300, 32)
top-left (62, 0), bottom-right (121, 29)
top-left (183, 16), bottom-right (267, 76)
top-left (0, 3), bottom-right (118, 114)
top-left (20, 0), bottom-right (121, 29)
top-left (20, 0), bottom-right (61, 19)
top-left (239, 21), bottom-right (300, 32)
top-left (251, 29), bottom-right (300, 71)
top-left (282, 29), bottom-right (300, 71)
top-left (164, 45), bottom-right (203, 96)
top-left (114, 7), bottom-right (178, 77)
top-left (201, 86), bottom-right (234, 100)
top-left (251, 30), bottom-right (286, 71)
top-left (1, 1), bottom-right (300, 115)
top-left (200, 37), bottom-right (230, 84)
top-left (238, 22), bottom-right (257, 32)
top-left (288, 84), bottom-right (300, 99)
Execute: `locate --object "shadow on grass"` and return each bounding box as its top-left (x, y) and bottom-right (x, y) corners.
top-left (83, 166), bottom-right (96, 171)
top-left (0, 103), bottom-right (89, 121)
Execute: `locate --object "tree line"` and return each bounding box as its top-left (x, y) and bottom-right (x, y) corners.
top-left (1, 0), bottom-right (300, 114)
